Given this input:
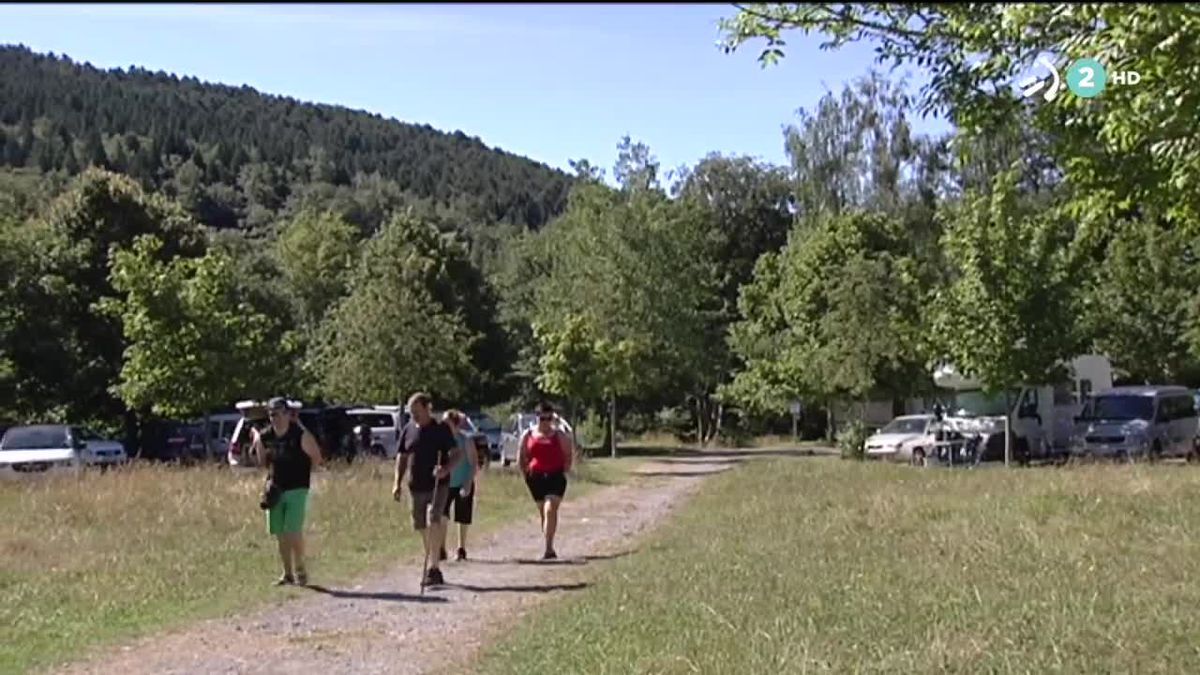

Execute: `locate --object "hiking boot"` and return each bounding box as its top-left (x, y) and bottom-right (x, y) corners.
top-left (456, 547), bottom-right (467, 562)
top-left (541, 549), bottom-right (557, 561)
top-left (439, 547), bottom-right (448, 562)
top-left (274, 574), bottom-right (295, 586)
top-left (425, 567), bottom-right (445, 586)
top-left (295, 570), bottom-right (308, 586)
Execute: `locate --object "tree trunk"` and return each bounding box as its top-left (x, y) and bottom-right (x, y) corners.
top-left (203, 412), bottom-right (212, 462)
top-left (826, 404), bottom-right (836, 443)
top-left (599, 401), bottom-right (612, 457)
top-left (124, 408), bottom-right (141, 460)
top-left (712, 403), bottom-right (723, 447)
top-left (695, 395), bottom-right (704, 449)
top-left (609, 394), bottom-right (618, 459)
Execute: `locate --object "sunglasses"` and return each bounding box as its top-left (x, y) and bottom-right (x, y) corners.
top-left (538, 415), bottom-right (554, 422)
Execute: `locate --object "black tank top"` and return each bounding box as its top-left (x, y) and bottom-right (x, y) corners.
top-left (262, 424), bottom-right (311, 491)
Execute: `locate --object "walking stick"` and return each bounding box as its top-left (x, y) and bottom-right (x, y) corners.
top-left (420, 467), bottom-right (442, 595)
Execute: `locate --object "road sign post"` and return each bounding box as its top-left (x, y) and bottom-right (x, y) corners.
top-left (790, 401), bottom-right (803, 440)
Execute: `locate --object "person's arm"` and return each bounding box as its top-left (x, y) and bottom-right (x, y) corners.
top-left (250, 428), bottom-right (266, 467)
top-left (517, 429), bottom-right (531, 473)
top-left (460, 434), bottom-right (479, 496)
top-left (436, 427), bottom-right (463, 479)
top-left (301, 430), bottom-right (323, 467)
top-left (393, 427), bottom-right (409, 498)
top-left (559, 430), bottom-right (575, 473)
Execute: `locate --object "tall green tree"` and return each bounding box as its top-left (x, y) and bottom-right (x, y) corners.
top-left (7, 169), bottom-right (205, 432)
top-left (308, 211), bottom-right (480, 403)
top-left (530, 172), bottom-right (721, 453)
top-left (1081, 220), bottom-right (1200, 384)
top-left (725, 209), bottom-right (929, 417)
top-left (929, 171), bottom-right (1083, 392)
top-left (99, 236), bottom-right (292, 428)
top-left (275, 208), bottom-right (361, 328)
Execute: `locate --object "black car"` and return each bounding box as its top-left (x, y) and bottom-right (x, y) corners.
top-left (139, 420), bottom-right (207, 462)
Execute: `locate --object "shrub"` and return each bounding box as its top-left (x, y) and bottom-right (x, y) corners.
top-left (837, 420), bottom-right (868, 460)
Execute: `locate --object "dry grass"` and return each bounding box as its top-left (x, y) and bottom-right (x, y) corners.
top-left (0, 458), bottom-right (633, 673)
top-left (477, 459), bottom-right (1200, 673)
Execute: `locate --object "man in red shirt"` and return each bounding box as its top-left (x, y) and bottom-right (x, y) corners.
top-left (518, 401), bottom-right (574, 560)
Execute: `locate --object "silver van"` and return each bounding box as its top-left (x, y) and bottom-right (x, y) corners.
top-left (1070, 386), bottom-right (1199, 460)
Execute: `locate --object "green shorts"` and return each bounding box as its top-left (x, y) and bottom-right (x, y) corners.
top-left (267, 488), bottom-right (309, 535)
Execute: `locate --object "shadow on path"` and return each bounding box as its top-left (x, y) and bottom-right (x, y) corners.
top-left (465, 549), bottom-right (636, 566)
top-left (442, 581), bottom-right (590, 594)
top-left (632, 469), bottom-right (734, 478)
top-left (304, 584), bottom-right (448, 604)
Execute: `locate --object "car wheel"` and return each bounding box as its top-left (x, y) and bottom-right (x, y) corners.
top-left (1150, 442), bottom-right (1163, 464)
top-left (370, 444), bottom-right (386, 457)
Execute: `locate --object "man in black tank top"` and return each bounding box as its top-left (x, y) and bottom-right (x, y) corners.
top-left (252, 397), bottom-right (324, 586)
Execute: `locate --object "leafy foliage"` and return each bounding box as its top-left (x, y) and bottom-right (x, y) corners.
top-left (308, 212), bottom-right (481, 403)
top-left (99, 237), bottom-right (292, 418)
top-left (929, 171), bottom-right (1082, 391)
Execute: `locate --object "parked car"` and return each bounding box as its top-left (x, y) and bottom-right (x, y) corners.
top-left (0, 425), bottom-right (88, 474)
top-left (467, 411), bottom-right (503, 461)
top-left (73, 426), bottom-right (129, 467)
top-left (457, 414), bottom-right (491, 468)
top-left (140, 420), bottom-right (206, 462)
top-left (499, 412), bottom-right (575, 467)
top-left (1070, 386), bottom-right (1199, 461)
top-left (195, 413), bottom-right (242, 459)
top-left (227, 400), bottom-right (358, 467)
top-left (347, 407), bottom-right (402, 458)
top-left (864, 415), bottom-right (967, 466)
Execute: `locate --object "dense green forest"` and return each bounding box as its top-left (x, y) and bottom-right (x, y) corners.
top-left (3, 3), bottom-right (1200, 454)
top-left (0, 45), bottom-right (570, 232)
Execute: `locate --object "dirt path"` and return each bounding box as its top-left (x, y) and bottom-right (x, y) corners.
top-left (56, 455), bottom-right (746, 675)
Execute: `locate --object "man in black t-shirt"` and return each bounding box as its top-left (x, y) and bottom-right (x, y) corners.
top-left (393, 391), bottom-right (462, 587)
top-left (252, 397), bottom-right (323, 587)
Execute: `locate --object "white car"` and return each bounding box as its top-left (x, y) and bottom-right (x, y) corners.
top-left (347, 407), bottom-right (404, 458)
top-left (0, 425), bottom-right (89, 474)
top-left (72, 426), bottom-right (129, 467)
top-left (499, 413), bottom-right (575, 467)
top-left (864, 415), bottom-right (948, 465)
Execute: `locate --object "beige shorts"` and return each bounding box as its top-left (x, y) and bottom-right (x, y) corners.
top-left (409, 484), bottom-right (451, 530)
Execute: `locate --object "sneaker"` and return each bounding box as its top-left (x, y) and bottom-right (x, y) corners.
top-left (541, 549), bottom-right (557, 561)
top-left (439, 547), bottom-right (448, 562)
top-left (425, 567), bottom-right (445, 586)
top-left (456, 547), bottom-right (467, 562)
top-left (274, 574), bottom-right (295, 586)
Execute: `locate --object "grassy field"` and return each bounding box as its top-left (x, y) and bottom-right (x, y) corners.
top-left (477, 458), bottom-right (1200, 673)
top-left (0, 457), bottom-right (635, 674)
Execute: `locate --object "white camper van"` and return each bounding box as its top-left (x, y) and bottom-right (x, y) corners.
top-left (932, 354), bottom-right (1114, 460)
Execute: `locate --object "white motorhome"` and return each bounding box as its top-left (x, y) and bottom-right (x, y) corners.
top-left (932, 354), bottom-right (1114, 459)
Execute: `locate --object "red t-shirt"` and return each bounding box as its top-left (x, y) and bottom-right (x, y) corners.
top-left (523, 430), bottom-right (566, 473)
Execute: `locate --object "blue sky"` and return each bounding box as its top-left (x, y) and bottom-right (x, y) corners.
top-left (0, 3), bottom-right (950, 176)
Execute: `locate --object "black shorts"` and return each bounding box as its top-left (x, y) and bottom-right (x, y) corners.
top-left (524, 470), bottom-right (567, 502)
top-left (442, 485), bottom-right (475, 524)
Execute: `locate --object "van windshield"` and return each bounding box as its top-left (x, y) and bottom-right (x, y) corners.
top-left (1082, 395), bottom-right (1154, 422)
top-left (949, 390), bottom-right (1013, 417)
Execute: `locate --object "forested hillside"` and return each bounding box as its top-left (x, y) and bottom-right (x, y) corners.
top-left (0, 44), bottom-right (570, 231)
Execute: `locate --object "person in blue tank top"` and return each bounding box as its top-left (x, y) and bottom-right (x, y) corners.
top-left (439, 410), bottom-right (479, 561)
